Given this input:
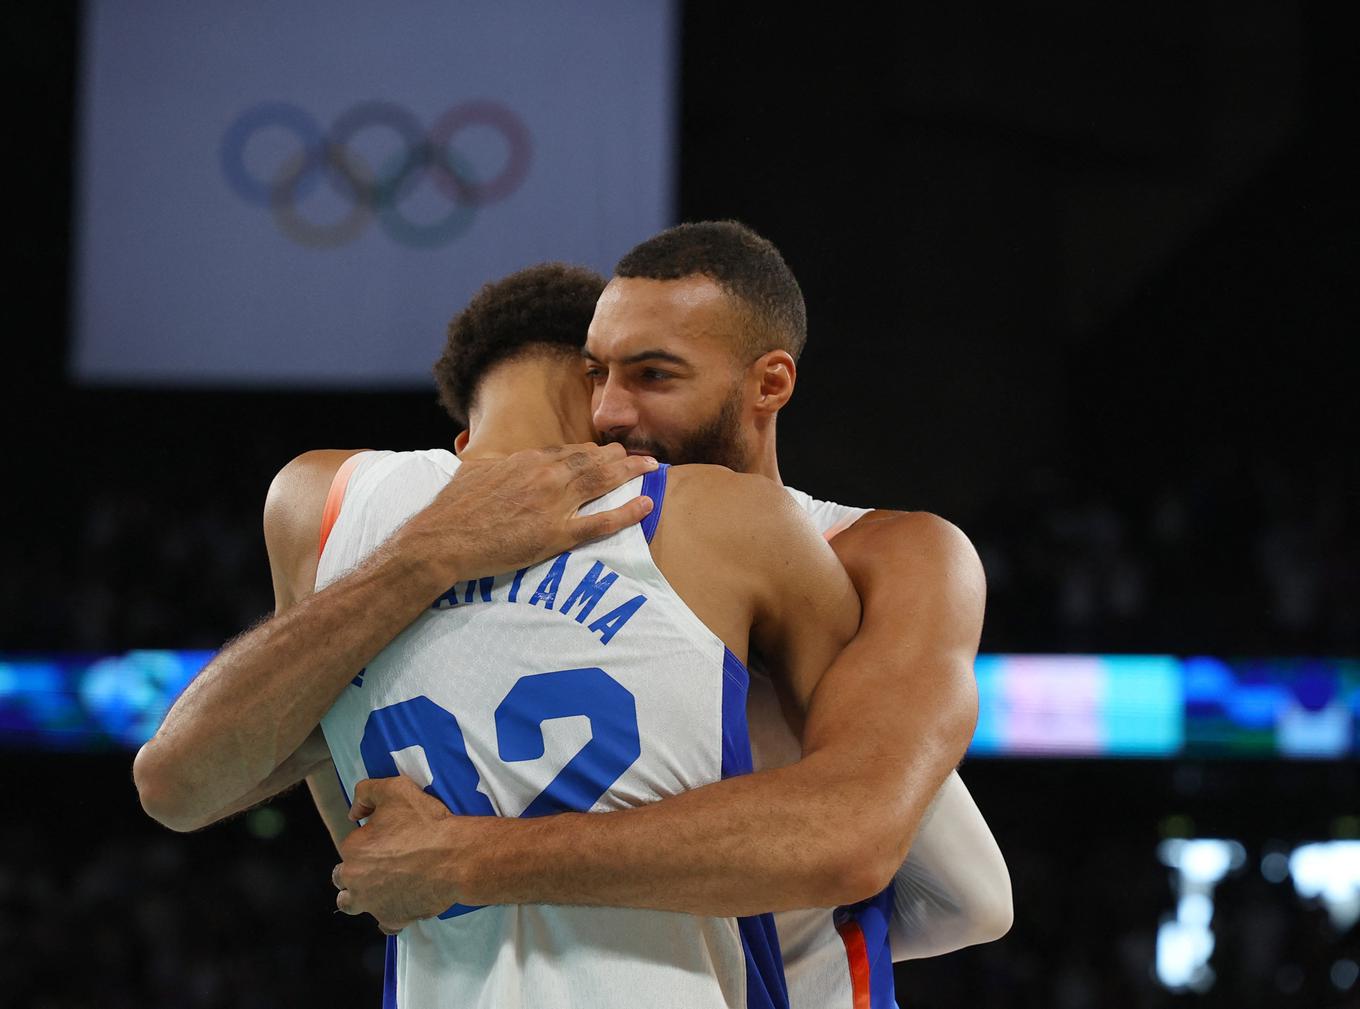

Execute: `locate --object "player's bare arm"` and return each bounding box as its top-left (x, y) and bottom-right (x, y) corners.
top-left (826, 508), bottom-right (1012, 957)
top-left (133, 443), bottom-right (657, 833)
top-left (334, 499), bottom-right (983, 925)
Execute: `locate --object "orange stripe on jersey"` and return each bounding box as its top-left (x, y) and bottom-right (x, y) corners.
top-left (318, 453), bottom-right (365, 560)
top-left (836, 919), bottom-right (872, 1009)
top-left (824, 514), bottom-right (861, 542)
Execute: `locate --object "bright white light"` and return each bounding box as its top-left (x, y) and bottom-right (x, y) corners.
top-left (1154, 839), bottom-right (1244, 992)
top-left (1158, 839), bottom-right (1246, 884)
top-left (1178, 893), bottom-right (1213, 928)
top-left (1289, 842), bottom-right (1360, 931)
top-left (1156, 917), bottom-right (1215, 990)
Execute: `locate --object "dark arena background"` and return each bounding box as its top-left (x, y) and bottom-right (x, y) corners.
top-left (4, 3), bottom-right (1358, 1007)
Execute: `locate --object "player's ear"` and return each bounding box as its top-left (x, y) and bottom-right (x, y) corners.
top-left (453, 429), bottom-right (470, 455)
top-left (751, 350), bottom-right (796, 417)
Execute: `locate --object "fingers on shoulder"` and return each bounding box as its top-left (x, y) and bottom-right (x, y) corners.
top-left (572, 493), bottom-right (653, 541)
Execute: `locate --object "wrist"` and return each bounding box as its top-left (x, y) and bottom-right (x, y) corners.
top-left (380, 524), bottom-right (464, 600)
top-left (448, 815), bottom-right (520, 906)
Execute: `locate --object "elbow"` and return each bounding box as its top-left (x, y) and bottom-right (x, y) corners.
top-left (833, 854), bottom-right (901, 908)
top-left (132, 742), bottom-right (203, 833)
top-left (818, 838), bottom-right (903, 908)
top-left (947, 866), bottom-right (1014, 948)
top-left (971, 875), bottom-right (1014, 943)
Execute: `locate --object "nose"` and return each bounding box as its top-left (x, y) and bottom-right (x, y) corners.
top-left (592, 374), bottom-right (638, 439)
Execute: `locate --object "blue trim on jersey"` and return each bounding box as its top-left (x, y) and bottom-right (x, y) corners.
top-left (382, 934), bottom-right (398, 1009)
top-left (836, 885), bottom-right (897, 1009)
top-left (738, 915), bottom-right (791, 1009)
top-left (721, 646), bottom-right (790, 1009)
top-left (639, 463), bottom-right (669, 544)
top-left (720, 646), bottom-right (754, 778)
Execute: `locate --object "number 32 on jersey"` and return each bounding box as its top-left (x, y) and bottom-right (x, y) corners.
top-left (358, 666), bottom-right (641, 918)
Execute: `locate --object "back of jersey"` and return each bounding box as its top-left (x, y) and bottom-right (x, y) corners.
top-left (316, 450), bottom-right (786, 1009)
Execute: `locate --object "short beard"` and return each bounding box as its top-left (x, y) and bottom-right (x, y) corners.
top-left (602, 388), bottom-right (750, 472)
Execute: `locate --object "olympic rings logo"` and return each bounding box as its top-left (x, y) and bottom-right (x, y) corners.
top-left (221, 100), bottom-right (532, 249)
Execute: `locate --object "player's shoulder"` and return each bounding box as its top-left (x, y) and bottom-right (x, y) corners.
top-left (831, 508), bottom-right (984, 593)
top-left (665, 464), bottom-right (806, 518)
top-left (265, 449), bottom-right (367, 516)
top-left (263, 449), bottom-right (369, 558)
top-left (661, 464), bottom-right (818, 551)
top-left (838, 508), bottom-right (976, 554)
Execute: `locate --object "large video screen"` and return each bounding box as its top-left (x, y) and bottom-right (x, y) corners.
top-left (72, 0), bottom-right (676, 387)
top-left (4, 652), bottom-right (1357, 757)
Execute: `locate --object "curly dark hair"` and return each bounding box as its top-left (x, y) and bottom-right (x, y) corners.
top-left (433, 262), bottom-right (606, 426)
top-left (615, 220), bottom-right (807, 362)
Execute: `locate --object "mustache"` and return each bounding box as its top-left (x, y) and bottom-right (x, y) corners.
top-left (597, 432), bottom-right (670, 462)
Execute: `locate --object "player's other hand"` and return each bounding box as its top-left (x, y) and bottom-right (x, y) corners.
top-left (395, 442), bottom-right (657, 584)
top-left (332, 775), bottom-right (497, 933)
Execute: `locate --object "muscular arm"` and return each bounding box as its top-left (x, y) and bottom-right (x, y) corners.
top-left (133, 445), bottom-right (657, 833)
top-left (338, 498), bottom-right (984, 920)
top-left (831, 511), bottom-right (1011, 957)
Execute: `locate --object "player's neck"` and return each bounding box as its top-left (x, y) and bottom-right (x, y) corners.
top-left (747, 415), bottom-right (783, 485)
top-left (460, 358), bottom-right (596, 460)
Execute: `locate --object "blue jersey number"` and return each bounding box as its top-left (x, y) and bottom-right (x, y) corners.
top-left (358, 666), bottom-right (640, 918)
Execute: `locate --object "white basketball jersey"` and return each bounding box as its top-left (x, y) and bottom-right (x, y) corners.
top-left (760, 489), bottom-right (898, 1009)
top-left (316, 450), bottom-right (787, 1009)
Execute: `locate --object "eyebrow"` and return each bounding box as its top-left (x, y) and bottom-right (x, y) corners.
top-left (581, 348), bottom-right (692, 367)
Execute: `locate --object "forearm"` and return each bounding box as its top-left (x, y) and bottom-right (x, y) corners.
top-left (172, 733), bottom-right (331, 831)
top-left (135, 545), bottom-right (448, 830)
top-left (888, 770), bottom-right (1012, 960)
top-left (308, 763), bottom-right (358, 853)
top-left (459, 624), bottom-right (973, 917)
top-left (460, 750), bottom-right (890, 916)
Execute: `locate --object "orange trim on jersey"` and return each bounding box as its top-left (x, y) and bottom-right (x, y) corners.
top-left (836, 919), bottom-right (872, 1009)
top-left (823, 514), bottom-right (862, 542)
top-left (318, 453), bottom-right (366, 560)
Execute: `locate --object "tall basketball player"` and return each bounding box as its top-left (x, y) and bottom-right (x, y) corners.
top-left (137, 226), bottom-right (1007, 1009)
top-left (333, 225), bottom-right (1007, 1008)
top-left (140, 263), bottom-right (868, 1007)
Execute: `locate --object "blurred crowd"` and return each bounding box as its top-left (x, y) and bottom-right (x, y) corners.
top-left (4, 769), bottom-right (1355, 1009)
top-left (3, 447), bottom-right (1353, 657)
top-left (970, 457), bottom-right (1357, 655)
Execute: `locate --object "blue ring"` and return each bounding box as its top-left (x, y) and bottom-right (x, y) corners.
top-left (220, 102), bottom-right (324, 207)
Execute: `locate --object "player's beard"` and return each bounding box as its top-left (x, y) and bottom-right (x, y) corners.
top-left (602, 385), bottom-right (750, 472)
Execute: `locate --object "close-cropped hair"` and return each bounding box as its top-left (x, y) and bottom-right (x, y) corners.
top-left (615, 220), bottom-right (807, 361)
top-left (433, 262), bottom-right (607, 426)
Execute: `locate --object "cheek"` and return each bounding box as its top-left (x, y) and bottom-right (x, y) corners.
top-left (637, 394), bottom-right (698, 442)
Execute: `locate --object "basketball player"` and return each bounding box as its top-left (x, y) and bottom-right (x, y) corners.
top-left (332, 224), bottom-right (1007, 1007)
top-left (143, 262), bottom-right (867, 1007)
top-left (136, 228), bottom-right (1005, 1007)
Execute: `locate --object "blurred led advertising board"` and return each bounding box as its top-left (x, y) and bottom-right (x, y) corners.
top-left (970, 655), bottom-right (1359, 758)
top-left (3, 652), bottom-right (1356, 757)
top-left (73, 0), bottom-right (676, 386)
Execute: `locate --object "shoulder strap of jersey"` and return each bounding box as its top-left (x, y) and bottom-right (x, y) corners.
top-left (639, 463), bottom-right (669, 544)
top-left (317, 452), bottom-right (368, 559)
